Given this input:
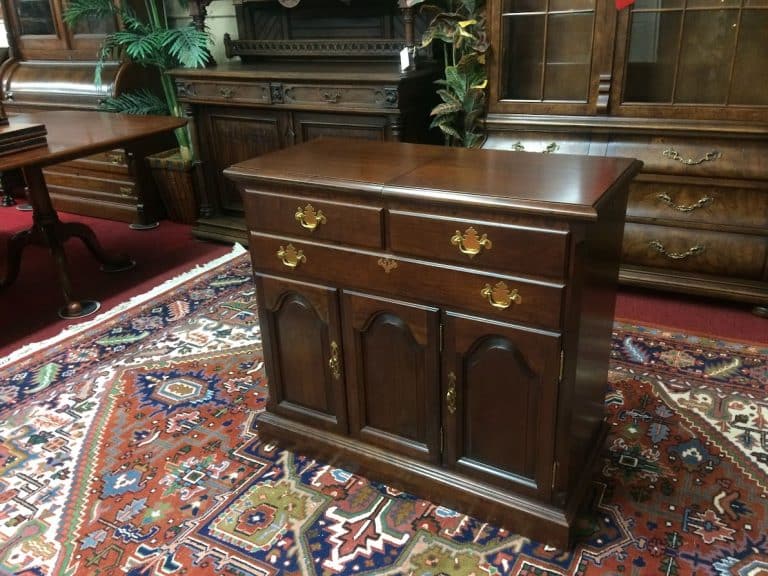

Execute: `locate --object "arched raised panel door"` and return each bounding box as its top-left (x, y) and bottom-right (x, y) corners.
top-left (342, 290), bottom-right (441, 463)
top-left (442, 312), bottom-right (561, 500)
top-left (255, 274), bottom-right (347, 434)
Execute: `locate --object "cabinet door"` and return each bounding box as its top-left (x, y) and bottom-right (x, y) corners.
top-left (442, 311), bottom-right (561, 500)
top-left (200, 106), bottom-right (286, 215)
top-left (255, 275), bottom-right (348, 434)
top-left (293, 111), bottom-right (391, 143)
top-left (342, 290), bottom-right (441, 463)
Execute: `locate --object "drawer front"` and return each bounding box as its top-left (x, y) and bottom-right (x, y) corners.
top-left (244, 190), bottom-right (384, 250)
top-left (43, 168), bottom-right (135, 197)
top-left (627, 182), bottom-right (768, 230)
top-left (622, 223), bottom-right (767, 279)
top-left (177, 80), bottom-right (271, 105)
top-left (60, 152), bottom-right (130, 176)
top-left (388, 210), bottom-right (569, 279)
top-left (250, 233), bottom-right (564, 330)
top-left (283, 84), bottom-right (398, 110)
top-left (483, 131), bottom-right (592, 156)
top-left (607, 136), bottom-right (765, 180)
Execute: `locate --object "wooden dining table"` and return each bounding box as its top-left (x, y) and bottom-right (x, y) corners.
top-left (0, 111), bottom-right (186, 319)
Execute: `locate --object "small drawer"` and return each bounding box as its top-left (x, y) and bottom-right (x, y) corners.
top-left (243, 190), bottom-right (384, 249)
top-left (176, 80), bottom-right (271, 105)
top-left (249, 233), bottom-right (564, 330)
top-left (283, 84), bottom-right (398, 110)
top-left (607, 136), bottom-right (763, 180)
top-left (483, 131), bottom-right (592, 156)
top-left (388, 210), bottom-right (569, 279)
top-left (622, 223), bottom-right (767, 279)
top-left (627, 182), bottom-right (768, 230)
top-left (43, 167), bottom-right (135, 197)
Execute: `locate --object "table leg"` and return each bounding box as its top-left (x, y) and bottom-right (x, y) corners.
top-left (1, 167), bottom-right (135, 318)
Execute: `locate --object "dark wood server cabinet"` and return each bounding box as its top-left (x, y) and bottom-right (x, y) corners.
top-left (226, 137), bottom-right (642, 548)
top-left (0, 0), bottom-right (168, 226)
top-left (169, 0), bottom-right (439, 244)
top-left (483, 0), bottom-right (768, 313)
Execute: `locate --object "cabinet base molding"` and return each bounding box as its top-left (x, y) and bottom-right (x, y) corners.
top-left (192, 216), bottom-right (249, 244)
top-left (258, 411), bottom-right (605, 550)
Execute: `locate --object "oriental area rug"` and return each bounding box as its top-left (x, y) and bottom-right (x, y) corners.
top-left (1, 247), bottom-right (766, 576)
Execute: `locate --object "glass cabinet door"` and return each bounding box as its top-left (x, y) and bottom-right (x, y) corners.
top-left (615, 0), bottom-right (768, 119)
top-left (15, 0), bottom-right (56, 35)
top-left (489, 0), bottom-right (600, 114)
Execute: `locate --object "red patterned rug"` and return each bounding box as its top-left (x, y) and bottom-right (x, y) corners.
top-left (1, 248), bottom-right (766, 576)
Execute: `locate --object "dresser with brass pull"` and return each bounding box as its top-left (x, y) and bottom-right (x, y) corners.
top-left (227, 137), bottom-right (642, 548)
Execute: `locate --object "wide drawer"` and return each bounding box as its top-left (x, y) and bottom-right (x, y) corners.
top-left (243, 190), bottom-right (384, 250)
top-left (250, 233), bottom-right (564, 330)
top-left (483, 131), bottom-right (592, 156)
top-left (283, 84), bottom-right (399, 110)
top-left (606, 136), bottom-right (765, 180)
top-left (627, 181), bottom-right (768, 230)
top-left (176, 80), bottom-right (271, 105)
top-left (622, 223), bottom-right (767, 279)
top-left (43, 168), bottom-right (135, 197)
top-left (388, 210), bottom-right (569, 280)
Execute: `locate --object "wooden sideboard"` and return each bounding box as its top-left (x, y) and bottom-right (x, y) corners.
top-left (226, 137), bottom-right (642, 548)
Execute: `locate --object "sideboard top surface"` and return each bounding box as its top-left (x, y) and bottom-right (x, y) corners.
top-left (225, 138), bottom-right (642, 220)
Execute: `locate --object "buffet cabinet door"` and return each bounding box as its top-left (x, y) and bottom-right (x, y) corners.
top-left (342, 290), bottom-right (442, 464)
top-left (255, 275), bottom-right (348, 434)
top-left (442, 311), bottom-right (561, 500)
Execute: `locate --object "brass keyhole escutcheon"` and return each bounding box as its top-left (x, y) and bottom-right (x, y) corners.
top-left (276, 244), bottom-right (306, 269)
top-left (451, 227), bottom-right (492, 258)
top-left (329, 341), bottom-right (342, 380)
top-left (446, 372), bottom-right (457, 415)
top-left (295, 204), bottom-right (327, 231)
top-left (481, 281), bottom-right (521, 310)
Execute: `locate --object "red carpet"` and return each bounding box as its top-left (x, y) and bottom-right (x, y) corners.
top-left (0, 208), bottom-right (232, 357)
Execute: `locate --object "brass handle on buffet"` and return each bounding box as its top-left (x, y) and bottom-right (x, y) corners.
top-left (446, 371), bottom-right (457, 415)
top-left (648, 240), bottom-right (705, 260)
top-left (295, 204), bottom-right (327, 231)
top-left (656, 192), bottom-right (714, 212)
top-left (481, 281), bottom-right (522, 310)
top-left (276, 244), bottom-right (306, 268)
top-left (662, 148), bottom-right (721, 166)
top-left (512, 141), bottom-right (559, 154)
top-left (219, 86), bottom-right (235, 99)
top-left (329, 341), bottom-right (342, 380)
top-left (119, 186), bottom-right (133, 196)
top-left (451, 227), bottom-right (492, 258)
top-left (107, 152), bottom-right (125, 165)
top-left (323, 91), bottom-right (341, 103)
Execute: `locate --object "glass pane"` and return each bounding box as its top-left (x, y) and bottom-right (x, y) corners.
top-left (501, 0), bottom-right (546, 13)
top-left (501, 14), bottom-right (545, 99)
top-left (550, 0), bottom-right (594, 10)
top-left (633, 0), bottom-right (683, 9)
top-left (15, 0), bottom-right (55, 35)
top-left (687, 0), bottom-right (739, 7)
top-left (676, 10), bottom-right (738, 104)
top-left (731, 10), bottom-right (768, 105)
top-left (745, 0), bottom-right (768, 6)
top-left (72, 15), bottom-right (116, 35)
top-left (623, 11), bottom-right (681, 102)
top-left (543, 12), bottom-right (592, 100)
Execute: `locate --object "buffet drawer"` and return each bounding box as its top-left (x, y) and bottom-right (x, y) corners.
top-left (244, 190), bottom-right (384, 249)
top-left (388, 209), bottom-right (569, 279)
top-left (283, 84), bottom-right (398, 110)
top-left (622, 223), bottom-right (767, 279)
top-left (249, 233), bottom-right (564, 330)
top-left (483, 131), bottom-right (592, 156)
top-left (606, 136), bottom-right (764, 180)
top-left (176, 80), bottom-right (271, 105)
top-left (627, 181), bottom-right (768, 230)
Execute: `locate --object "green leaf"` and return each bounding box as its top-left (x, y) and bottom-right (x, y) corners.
top-left (98, 90), bottom-right (169, 115)
top-left (35, 363), bottom-right (61, 388)
top-left (430, 101), bottom-right (462, 116)
top-left (161, 26), bottom-right (211, 68)
top-left (63, 0), bottom-right (117, 25)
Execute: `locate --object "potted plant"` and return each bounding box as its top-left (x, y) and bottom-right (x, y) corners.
top-left (406, 0), bottom-right (488, 148)
top-left (63, 0), bottom-right (212, 223)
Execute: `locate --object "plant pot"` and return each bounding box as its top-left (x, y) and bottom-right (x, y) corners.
top-left (147, 148), bottom-right (200, 225)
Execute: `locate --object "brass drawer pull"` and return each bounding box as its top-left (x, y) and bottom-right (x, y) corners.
top-left (512, 141), bottom-right (559, 154)
top-left (377, 257), bottom-right (398, 273)
top-left (451, 226), bottom-right (492, 258)
top-left (481, 281), bottom-right (521, 309)
top-left (295, 204), bottom-right (326, 231)
top-left (329, 341), bottom-right (342, 380)
top-left (219, 86), bottom-right (235, 99)
top-left (276, 244), bottom-right (306, 268)
top-left (119, 186), bottom-right (133, 196)
top-left (648, 240), bottom-right (705, 260)
top-left (323, 91), bottom-right (341, 103)
top-left (107, 152), bottom-right (125, 165)
top-left (662, 148), bottom-right (721, 166)
top-left (656, 192), bottom-right (714, 212)
top-left (446, 371), bottom-right (457, 415)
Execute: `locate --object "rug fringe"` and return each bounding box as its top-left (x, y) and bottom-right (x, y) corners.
top-left (0, 242), bottom-right (248, 369)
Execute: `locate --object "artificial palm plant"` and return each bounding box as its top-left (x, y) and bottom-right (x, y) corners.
top-left (63, 0), bottom-right (211, 160)
top-left (406, 0), bottom-right (488, 148)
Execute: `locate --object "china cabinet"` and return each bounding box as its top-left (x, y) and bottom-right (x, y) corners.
top-left (226, 137), bottom-right (642, 548)
top-left (484, 0), bottom-right (768, 311)
top-left (169, 0), bottom-right (439, 244)
top-left (0, 0), bottom-right (167, 226)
